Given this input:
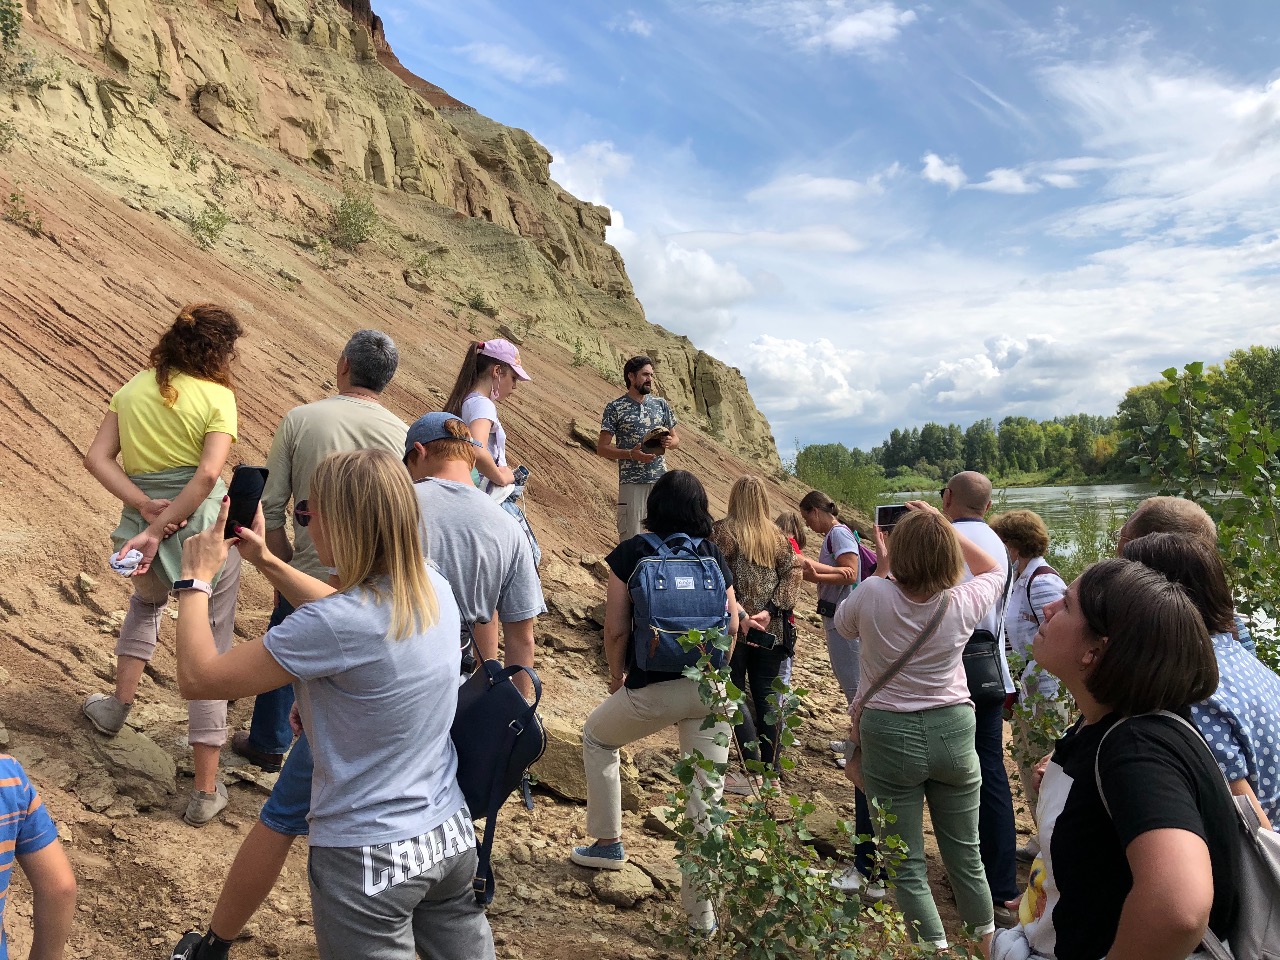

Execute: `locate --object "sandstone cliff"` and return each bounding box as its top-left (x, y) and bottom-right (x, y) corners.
top-left (1, 0), bottom-right (779, 465)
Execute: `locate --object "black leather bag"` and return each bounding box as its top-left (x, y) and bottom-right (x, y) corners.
top-left (450, 634), bottom-right (547, 905)
top-left (962, 628), bottom-right (1006, 707)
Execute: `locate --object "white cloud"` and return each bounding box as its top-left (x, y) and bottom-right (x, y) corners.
top-left (971, 167), bottom-right (1041, 194)
top-left (455, 43), bottom-right (565, 86)
top-left (746, 169), bottom-right (898, 204)
top-left (609, 11), bottom-right (653, 37)
top-left (702, 1), bottom-right (918, 56)
top-left (549, 141), bottom-right (633, 206)
top-left (1040, 173), bottom-right (1079, 189)
top-left (921, 153), bottom-right (967, 190)
top-left (609, 211), bottom-right (756, 341)
top-left (738, 336), bottom-right (881, 425)
top-left (676, 225), bottom-right (865, 254)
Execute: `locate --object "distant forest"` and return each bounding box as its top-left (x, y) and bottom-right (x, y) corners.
top-left (793, 345), bottom-right (1280, 504)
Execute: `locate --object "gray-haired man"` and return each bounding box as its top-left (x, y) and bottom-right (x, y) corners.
top-left (232, 330), bottom-right (408, 771)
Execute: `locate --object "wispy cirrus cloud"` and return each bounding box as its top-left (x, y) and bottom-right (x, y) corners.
top-left (701, 0), bottom-right (918, 55)
top-left (454, 42), bottom-right (565, 86)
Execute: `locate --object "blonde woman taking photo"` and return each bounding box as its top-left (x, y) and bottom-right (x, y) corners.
top-left (172, 450), bottom-right (494, 960)
top-left (711, 476), bottom-right (802, 790)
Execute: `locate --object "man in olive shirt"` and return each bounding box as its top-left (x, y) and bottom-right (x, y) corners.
top-left (233, 330), bottom-right (407, 770)
top-left (597, 356), bottom-right (679, 541)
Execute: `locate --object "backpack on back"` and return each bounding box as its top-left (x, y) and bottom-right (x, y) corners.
top-left (853, 530), bottom-right (878, 581)
top-left (628, 533), bottom-right (730, 672)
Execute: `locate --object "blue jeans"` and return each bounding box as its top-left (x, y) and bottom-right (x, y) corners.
top-left (247, 596), bottom-right (296, 754)
top-left (974, 697), bottom-right (1018, 902)
top-left (259, 729), bottom-right (313, 836)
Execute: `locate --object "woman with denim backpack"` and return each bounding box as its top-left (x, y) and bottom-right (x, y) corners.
top-left (570, 470), bottom-right (746, 934)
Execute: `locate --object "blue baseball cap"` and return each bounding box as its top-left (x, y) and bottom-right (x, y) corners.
top-left (404, 412), bottom-right (478, 456)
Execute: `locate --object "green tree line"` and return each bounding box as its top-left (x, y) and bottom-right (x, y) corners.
top-left (794, 345), bottom-right (1280, 518)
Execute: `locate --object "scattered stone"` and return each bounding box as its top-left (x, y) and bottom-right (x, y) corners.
top-left (402, 268), bottom-right (431, 292)
top-left (587, 603), bottom-right (607, 629)
top-left (0, 666), bottom-right (9, 685)
top-left (277, 267), bottom-right (301, 284)
top-left (77, 573), bottom-right (96, 594)
top-left (496, 323), bottom-right (524, 345)
top-left (633, 856), bottom-right (682, 895)
top-left (805, 792), bottom-right (848, 859)
top-left (588, 862), bottom-right (655, 908)
top-left (534, 715), bottom-right (643, 811)
top-left (643, 806), bottom-right (677, 839)
top-left (546, 631), bottom-right (594, 655)
top-left (578, 555), bottom-right (610, 582)
top-left (568, 419), bottom-right (598, 452)
top-left (90, 726), bottom-right (177, 809)
top-left (554, 879), bottom-right (591, 898)
top-left (509, 841), bottom-right (532, 864)
top-left (71, 768), bottom-right (117, 813)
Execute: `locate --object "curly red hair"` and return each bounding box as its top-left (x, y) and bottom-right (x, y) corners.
top-left (148, 303), bottom-right (244, 405)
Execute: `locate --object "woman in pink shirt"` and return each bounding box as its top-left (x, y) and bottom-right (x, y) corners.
top-left (834, 501), bottom-right (1003, 955)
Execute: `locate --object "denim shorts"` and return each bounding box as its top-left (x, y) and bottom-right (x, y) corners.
top-left (259, 730), bottom-right (313, 836)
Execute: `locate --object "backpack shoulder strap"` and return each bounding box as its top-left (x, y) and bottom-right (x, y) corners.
top-left (1026, 564), bottom-right (1061, 626)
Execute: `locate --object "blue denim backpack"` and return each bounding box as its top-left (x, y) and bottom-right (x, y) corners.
top-left (628, 533), bottom-right (730, 672)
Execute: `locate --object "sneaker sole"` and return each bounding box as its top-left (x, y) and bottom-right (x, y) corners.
top-left (569, 851), bottom-right (626, 870)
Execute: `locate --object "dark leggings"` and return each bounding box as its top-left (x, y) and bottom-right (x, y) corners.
top-left (729, 641), bottom-right (790, 766)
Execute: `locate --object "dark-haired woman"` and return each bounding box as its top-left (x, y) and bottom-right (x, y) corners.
top-left (993, 560), bottom-right (1240, 960)
top-left (570, 470), bottom-right (744, 933)
top-left (1121, 533), bottom-right (1280, 829)
top-left (82, 303), bottom-right (244, 827)
top-left (443, 338), bottom-right (540, 565)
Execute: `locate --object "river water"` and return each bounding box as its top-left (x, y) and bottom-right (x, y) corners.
top-left (891, 482), bottom-right (1154, 526)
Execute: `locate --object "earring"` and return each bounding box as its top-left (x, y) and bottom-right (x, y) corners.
top-left (490, 373), bottom-right (501, 402)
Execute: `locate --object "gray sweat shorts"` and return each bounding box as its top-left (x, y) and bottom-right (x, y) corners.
top-left (307, 809), bottom-right (495, 960)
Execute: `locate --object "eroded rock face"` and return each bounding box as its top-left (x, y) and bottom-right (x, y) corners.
top-left (12, 0), bottom-right (779, 468)
top-left (535, 715), bottom-right (644, 812)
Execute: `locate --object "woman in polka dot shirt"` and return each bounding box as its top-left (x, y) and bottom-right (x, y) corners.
top-left (1123, 533), bottom-right (1280, 828)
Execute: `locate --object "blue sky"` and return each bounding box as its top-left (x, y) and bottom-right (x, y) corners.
top-left (375, 1), bottom-right (1280, 453)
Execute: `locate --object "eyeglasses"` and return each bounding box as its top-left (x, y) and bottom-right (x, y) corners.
top-left (294, 500), bottom-right (314, 527)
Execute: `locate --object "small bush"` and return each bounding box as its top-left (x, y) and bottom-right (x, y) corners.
top-left (571, 336), bottom-right (587, 367)
top-left (407, 251), bottom-right (432, 274)
top-left (3, 189), bottom-right (42, 235)
top-left (331, 176), bottom-right (378, 251)
top-left (189, 202), bottom-right (230, 248)
top-left (0, 0), bottom-right (21, 58)
top-left (0, 119), bottom-right (15, 153)
top-left (463, 283), bottom-right (498, 318)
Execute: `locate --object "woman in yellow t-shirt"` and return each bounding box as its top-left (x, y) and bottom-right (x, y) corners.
top-left (82, 303), bottom-right (245, 827)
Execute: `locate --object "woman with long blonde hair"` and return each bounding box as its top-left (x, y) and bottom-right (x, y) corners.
top-left (173, 449), bottom-right (494, 960)
top-left (711, 475), bottom-right (801, 791)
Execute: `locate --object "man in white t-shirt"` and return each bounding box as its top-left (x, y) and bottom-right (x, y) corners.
top-left (942, 471), bottom-right (1018, 925)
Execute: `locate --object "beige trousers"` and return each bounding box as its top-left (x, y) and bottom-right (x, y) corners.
top-left (114, 549), bottom-right (241, 746)
top-left (616, 482), bottom-right (656, 542)
top-left (582, 678), bottom-right (728, 928)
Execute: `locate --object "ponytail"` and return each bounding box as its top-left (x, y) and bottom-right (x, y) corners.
top-left (442, 341), bottom-right (503, 415)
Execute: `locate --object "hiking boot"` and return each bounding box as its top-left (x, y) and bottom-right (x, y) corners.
top-left (184, 782), bottom-right (228, 827)
top-left (570, 841), bottom-right (626, 870)
top-left (83, 693), bottom-right (131, 736)
top-left (230, 732), bottom-right (284, 772)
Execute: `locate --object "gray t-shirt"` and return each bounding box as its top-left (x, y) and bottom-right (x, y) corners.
top-left (262, 567), bottom-right (467, 847)
top-left (818, 523), bottom-right (859, 610)
top-left (414, 478), bottom-right (544, 625)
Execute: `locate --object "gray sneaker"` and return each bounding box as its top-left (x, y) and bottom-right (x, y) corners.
top-left (184, 782), bottom-right (228, 827)
top-left (83, 693), bottom-right (131, 736)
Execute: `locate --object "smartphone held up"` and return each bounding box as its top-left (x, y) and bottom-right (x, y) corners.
top-left (875, 503), bottom-right (910, 535)
top-left (224, 465), bottom-right (269, 538)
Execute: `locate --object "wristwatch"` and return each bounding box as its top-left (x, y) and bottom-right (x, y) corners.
top-left (171, 578), bottom-right (212, 598)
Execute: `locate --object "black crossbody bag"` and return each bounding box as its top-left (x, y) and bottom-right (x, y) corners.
top-left (962, 561), bottom-right (1014, 707)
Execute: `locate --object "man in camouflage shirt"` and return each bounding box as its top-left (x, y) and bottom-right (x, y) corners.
top-left (596, 356), bottom-right (680, 541)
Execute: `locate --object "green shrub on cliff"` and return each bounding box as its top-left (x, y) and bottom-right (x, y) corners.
top-left (331, 176), bottom-right (379, 251)
top-left (0, 0), bottom-right (20, 56)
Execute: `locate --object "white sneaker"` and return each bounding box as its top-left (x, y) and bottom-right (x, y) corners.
top-left (831, 865), bottom-right (863, 893)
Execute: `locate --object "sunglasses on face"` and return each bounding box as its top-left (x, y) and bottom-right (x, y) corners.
top-left (294, 500), bottom-right (314, 527)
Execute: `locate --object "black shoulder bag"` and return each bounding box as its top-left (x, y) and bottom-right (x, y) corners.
top-left (450, 628), bottom-right (548, 905)
top-left (962, 561), bottom-right (1014, 707)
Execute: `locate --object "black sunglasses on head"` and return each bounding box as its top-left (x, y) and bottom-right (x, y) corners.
top-left (294, 500), bottom-right (314, 527)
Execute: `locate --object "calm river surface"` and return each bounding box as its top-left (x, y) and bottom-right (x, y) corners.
top-left (892, 482), bottom-right (1155, 526)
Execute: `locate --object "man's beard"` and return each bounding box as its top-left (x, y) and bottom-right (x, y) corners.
top-left (636, 382), bottom-right (653, 395)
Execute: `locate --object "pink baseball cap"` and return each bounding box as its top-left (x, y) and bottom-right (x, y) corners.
top-left (478, 339), bottom-right (531, 381)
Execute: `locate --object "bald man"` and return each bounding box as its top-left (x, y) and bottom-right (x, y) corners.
top-left (941, 471), bottom-right (1019, 924)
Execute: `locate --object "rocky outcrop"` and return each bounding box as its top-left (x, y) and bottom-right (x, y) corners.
top-left (7, 0), bottom-right (779, 467)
